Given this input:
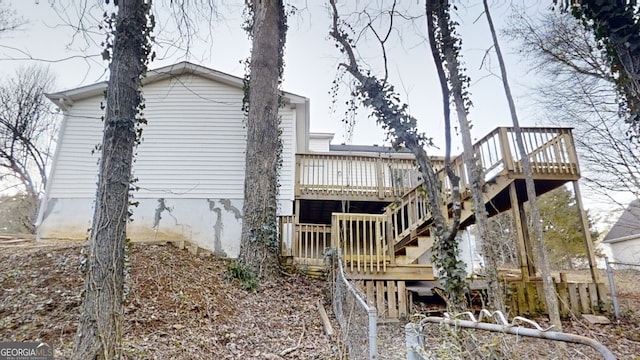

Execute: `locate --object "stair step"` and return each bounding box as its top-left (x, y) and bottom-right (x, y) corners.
top-left (396, 236), bottom-right (435, 265)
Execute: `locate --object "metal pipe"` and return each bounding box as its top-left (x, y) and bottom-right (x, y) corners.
top-left (605, 257), bottom-right (620, 320)
top-left (423, 317), bottom-right (616, 360)
top-left (368, 306), bottom-right (378, 359)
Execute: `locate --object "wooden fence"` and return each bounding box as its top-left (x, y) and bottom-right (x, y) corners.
top-left (508, 280), bottom-right (608, 317)
top-left (356, 280), bottom-right (410, 319)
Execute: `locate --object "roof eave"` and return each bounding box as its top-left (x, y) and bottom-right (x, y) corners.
top-left (602, 232), bottom-right (640, 244)
top-left (45, 61), bottom-right (308, 107)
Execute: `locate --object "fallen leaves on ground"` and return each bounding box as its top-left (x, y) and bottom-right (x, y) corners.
top-left (0, 243), bottom-right (340, 359)
top-left (2, 241), bottom-right (640, 359)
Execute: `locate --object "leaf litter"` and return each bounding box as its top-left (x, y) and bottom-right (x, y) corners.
top-left (0, 242), bottom-right (340, 359)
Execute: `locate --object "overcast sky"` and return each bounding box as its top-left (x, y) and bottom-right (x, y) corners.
top-left (0, 0), bottom-right (549, 148)
top-left (3, 0), bottom-right (626, 216)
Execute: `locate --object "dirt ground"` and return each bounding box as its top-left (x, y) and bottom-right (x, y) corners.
top-left (0, 241), bottom-right (340, 359)
top-left (1, 240), bottom-right (639, 359)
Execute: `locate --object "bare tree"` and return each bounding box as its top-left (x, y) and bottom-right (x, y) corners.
top-left (483, 0), bottom-right (562, 330)
top-left (506, 9), bottom-right (640, 205)
top-left (485, 212), bottom-right (519, 268)
top-left (329, 0), bottom-right (467, 310)
top-left (0, 66), bottom-right (56, 198)
top-left (73, 0), bottom-right (154, 358)
top-left (556, 1), bottom-right (640, 138)
top-left (238, 0), bottom-right (288, 281)
top-left (0, 1), bottom-right (22, 34)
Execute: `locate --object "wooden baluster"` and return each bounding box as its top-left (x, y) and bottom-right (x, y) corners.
top-left (372, 218), bottom-right (377, 272)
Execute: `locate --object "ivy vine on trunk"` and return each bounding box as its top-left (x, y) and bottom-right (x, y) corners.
top-left (72, 1), bottom-right (154, 359)
top-left (426, 0), bottom-right (504, 313)
top-left (328, 0), bottom-right (467, 311)
top-left (238, 0), bottom-right (288, 282)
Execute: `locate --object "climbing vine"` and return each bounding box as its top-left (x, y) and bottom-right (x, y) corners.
top-left (98, 0), bottom-right (156, 216)
top-left (241, 1), bottom-right (287, 255)
top-left (237, 0), bottom-right (291, 280)
top-left (329, 0), bottom-right (467, 310)
top-left (84, 0), bottom-right (156, 306)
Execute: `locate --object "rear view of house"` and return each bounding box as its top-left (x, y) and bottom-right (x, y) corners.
top-left (38, 61), bottom-right (608, 319)
top-left (36, 62), bottom-right (309, 257)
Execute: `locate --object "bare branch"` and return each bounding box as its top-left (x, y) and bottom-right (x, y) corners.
top-left (0, 65), bottom-right (57, 198)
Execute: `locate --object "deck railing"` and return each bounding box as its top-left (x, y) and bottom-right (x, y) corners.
top-left (280, 216), bottom-right (332, 266)
top-left (331, 213), bottom-right (389, 274)
top-left (387, 127), bottom-right (579, 245)
top-left (295, 153), bottom-right (432, 200)
top-left (287, 127), bottom-right (579, 272)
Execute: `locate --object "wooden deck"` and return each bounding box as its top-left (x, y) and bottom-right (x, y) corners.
top-left (282, 127), bottom-right (606, 318)
top-left (295, 152), bottom-right (432, 201)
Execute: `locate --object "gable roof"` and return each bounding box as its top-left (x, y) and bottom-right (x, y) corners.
top-left (46, 61), bottom-right (308, 110)
top-left (603, 199), bottom-right (640, 243)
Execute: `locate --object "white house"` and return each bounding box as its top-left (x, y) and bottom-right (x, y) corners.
top-left (36, 62), bottom-right (309, 257)
top-left (602, 199), bottom-right (640, 268)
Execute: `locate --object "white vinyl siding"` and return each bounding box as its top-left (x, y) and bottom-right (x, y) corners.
top-left (46, 97), bottom-right (104, 198)
top-left (47, 73), bottom-right (297, 203)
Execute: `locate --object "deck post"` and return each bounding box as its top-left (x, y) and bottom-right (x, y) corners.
top-left (572, 180), bottom-right (601, 285)
top-left (498, 127), bottom-right (514, 173)
top-left (509, 181), bottom-right (532, 281)
top-left (295, 156), bottom-right (302, 197)
top-left (565, 129), bottom-right (580, 176)
top-left (376, 158), bottom-right (385, 199)
top-left (294, 200), bottom-right (301, 256)
top-left (386, 209), bottom-right (396, 265)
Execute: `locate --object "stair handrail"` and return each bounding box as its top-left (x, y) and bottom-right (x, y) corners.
top-left (385, 127), bottom-right (575, 247)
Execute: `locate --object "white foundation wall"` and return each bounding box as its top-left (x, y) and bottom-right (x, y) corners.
top-left (38, 197), bottom-right (293, 258)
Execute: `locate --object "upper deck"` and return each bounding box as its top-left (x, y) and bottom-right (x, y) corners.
top-left (294, 127), bottom-right (580, 202)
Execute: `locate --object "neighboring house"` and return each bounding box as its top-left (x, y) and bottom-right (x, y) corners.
top-left (602, 199), bottom-right (640, 267)
top-left (36, 62), bottom-right (309, 257)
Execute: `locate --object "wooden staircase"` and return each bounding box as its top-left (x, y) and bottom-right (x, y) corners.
top-left (287, 127), bottom-right (610, 319)
top-left (395, 236), bottom-right (434, 265)
top-left (288, 127), bottom-right (582, 276)
top-left (351, 127), bottom-right (580, 269)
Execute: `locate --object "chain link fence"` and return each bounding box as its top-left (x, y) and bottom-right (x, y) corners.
top-left (329, 250), bottom-right (377, 359)
top-left (605, 257), bottom-right (640, 319)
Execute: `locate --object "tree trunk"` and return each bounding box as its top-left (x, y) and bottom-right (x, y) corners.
top-left (427, 0), bottom-right (504, 313)
top-left (329, 0), bottom-right (466, 311)
top-left (482, 0), bottom-right (561, 330)
top-left (239, 0), bottom-right (286, 280)
top-left (72, 1), bottom-right (149, 358)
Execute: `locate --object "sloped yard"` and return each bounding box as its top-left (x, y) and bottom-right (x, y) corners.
top-left (2, 240), bottom-right (640, 359)
top-left (0, 242), bottom-right (339, 359)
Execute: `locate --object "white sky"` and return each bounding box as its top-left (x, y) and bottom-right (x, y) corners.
top-left (0, 0), bottom-right (547, 147)
top-left (0, 0), bottom-right (627, 217)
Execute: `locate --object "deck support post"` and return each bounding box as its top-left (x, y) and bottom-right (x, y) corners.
top-left (376, 160), bottom-right (385, 199)
top-left (294, 200), bottom-right (301, 255)
top-left (572, 180), bottom-right (600, 285)
top-left (509, 181), bottom-right (533, 281)
top-left (386, 212), bottom-right (396, 265)
top-left (498, 127), bottom-right (514, 172)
